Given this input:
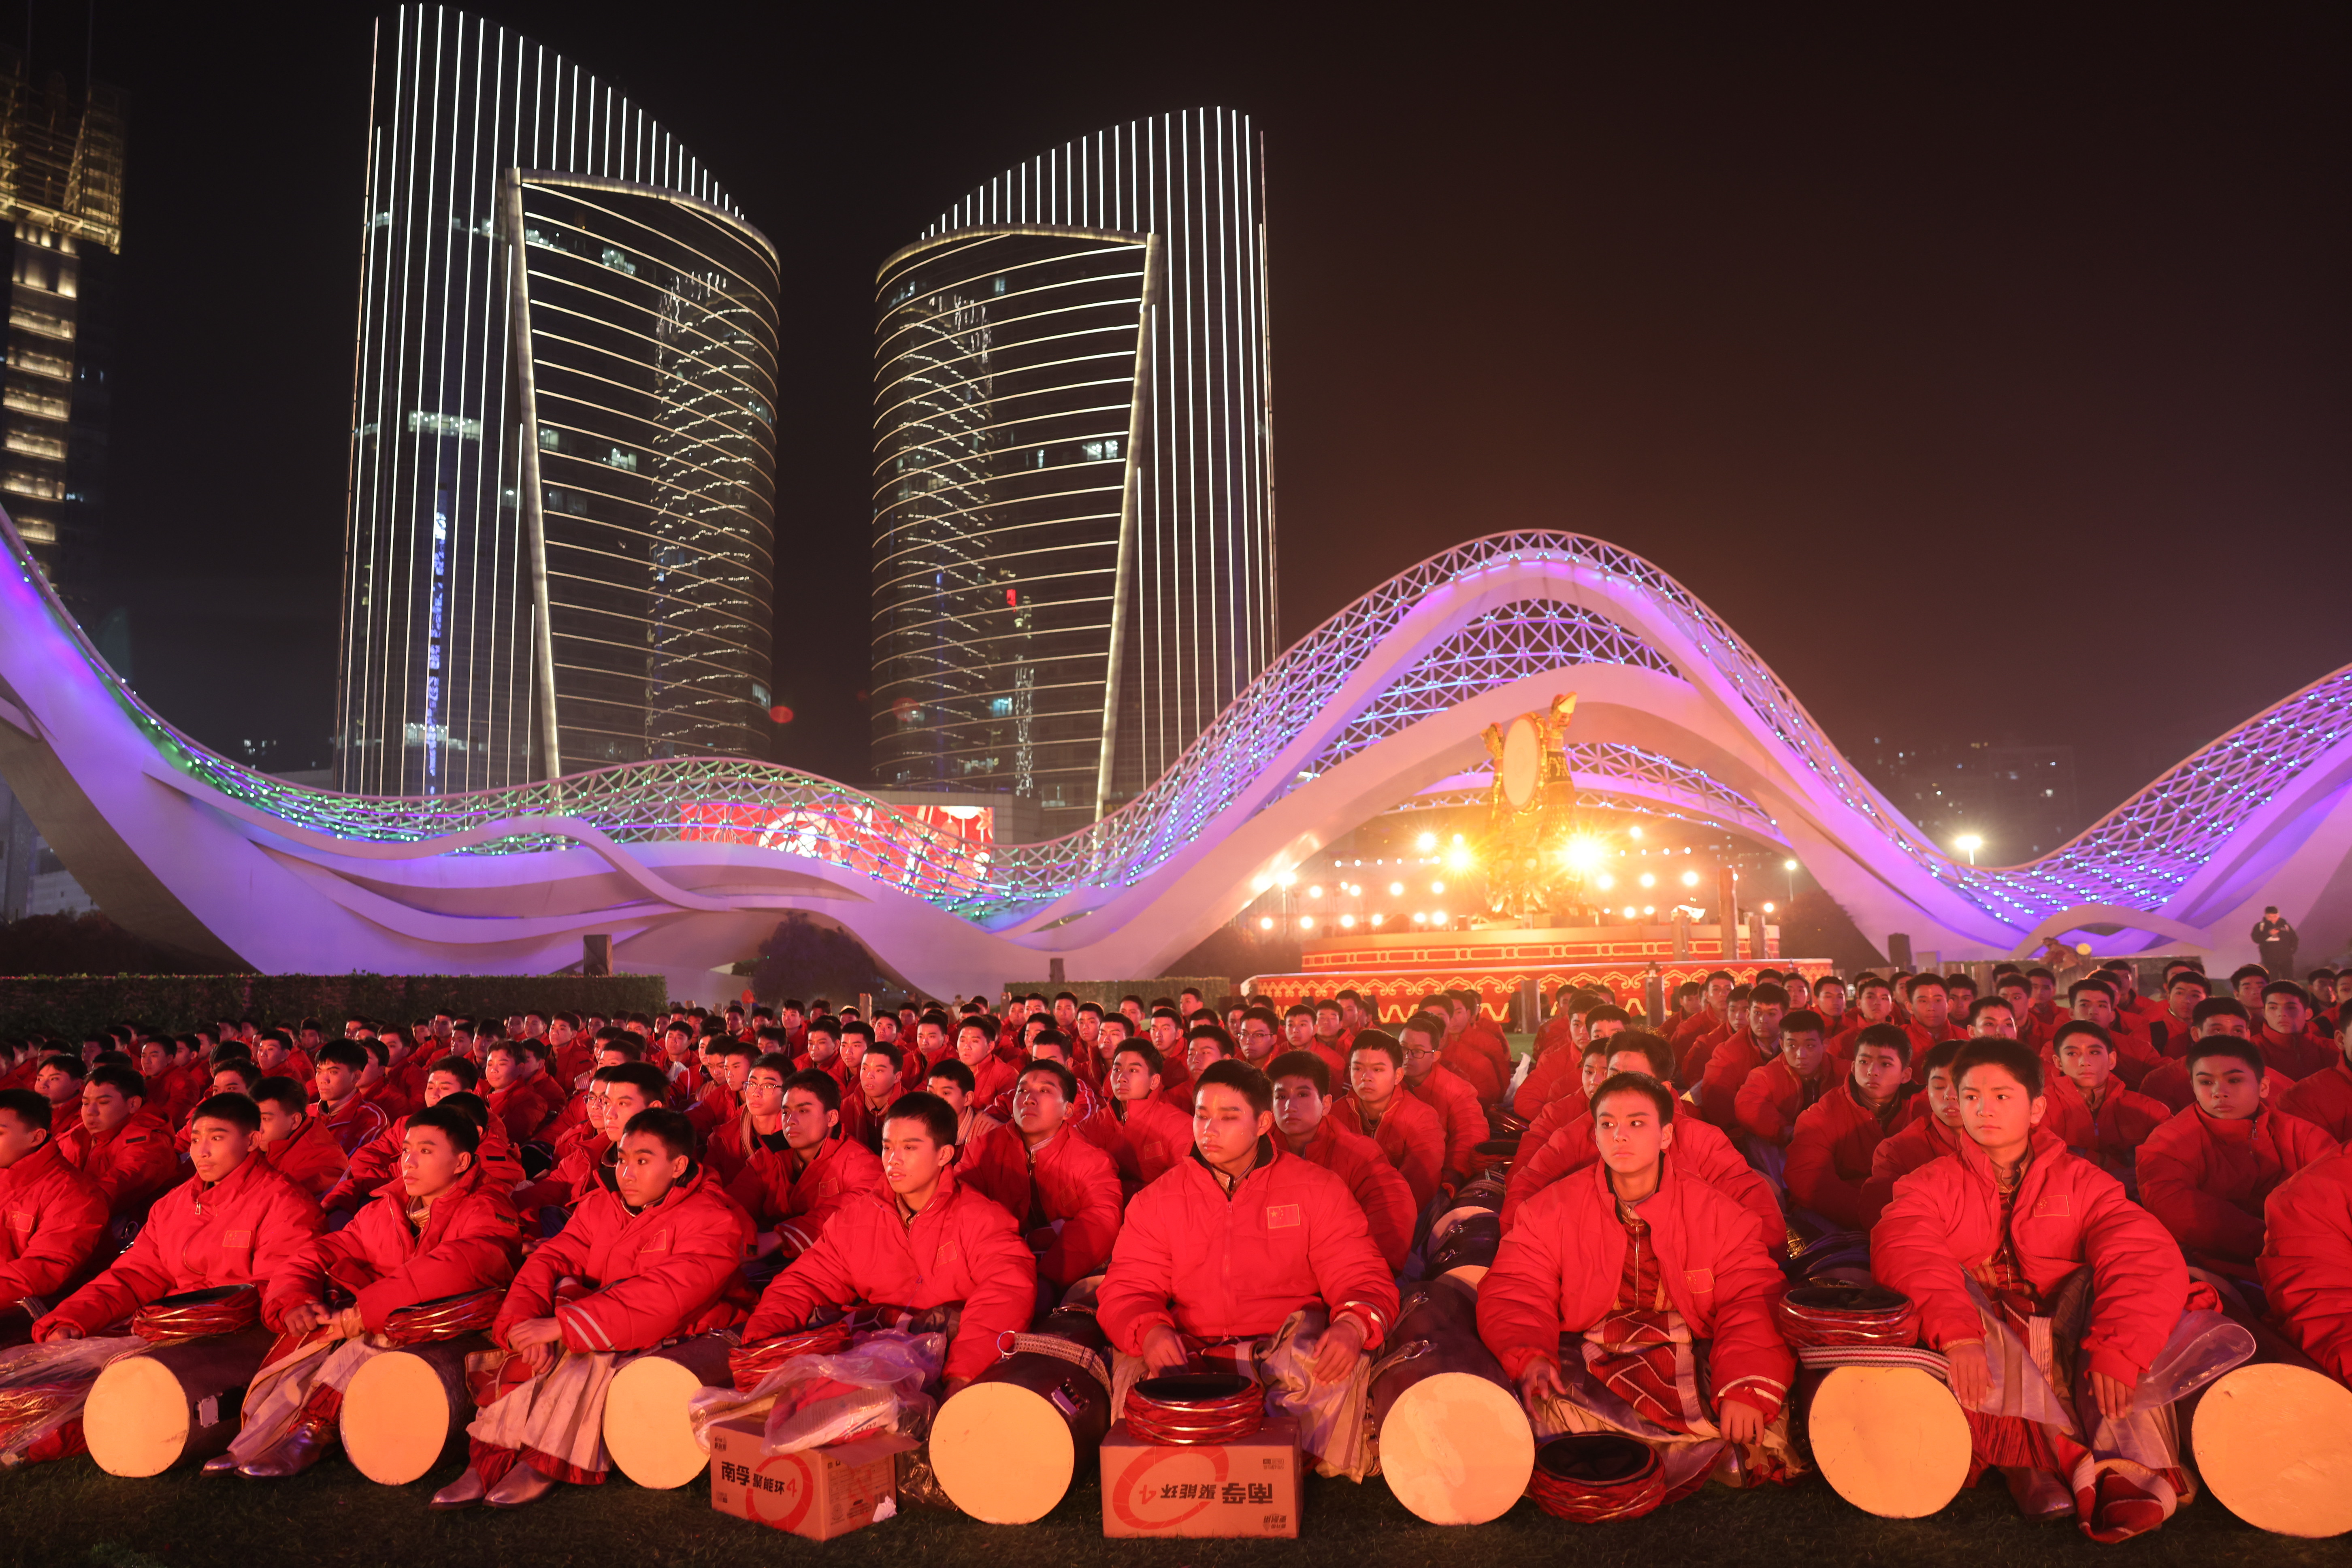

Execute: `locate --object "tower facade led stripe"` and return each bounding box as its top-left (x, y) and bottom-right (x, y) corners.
top-left (337, 6), bottom-right (776, 796)
top-left (871, 109), bottom-right (1275, 835)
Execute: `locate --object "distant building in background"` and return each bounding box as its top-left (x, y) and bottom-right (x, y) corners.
top-left (0, 48), bottom-right (124, 612)
top-left (335, 6), bottom-right (779, 797)
top-left (870, 109), bottom-right (1276, 837)
top-left (1862, 737), bottom-right (2084, 863)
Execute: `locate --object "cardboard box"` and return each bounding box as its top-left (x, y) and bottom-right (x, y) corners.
top-left (1100, 1415), bottom-right (1300, 1538)
top-left (708, 1415), bottom-right (917, 1542)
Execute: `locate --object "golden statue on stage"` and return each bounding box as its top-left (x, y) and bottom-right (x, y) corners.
top-left (1476, 692), bottom-right (1602, 924)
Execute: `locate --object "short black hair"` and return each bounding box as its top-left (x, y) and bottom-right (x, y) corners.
top-left (1195, 1059), bottom-right (1272, 1118)
top-left (1111, 1039), bottom-right (1163, 1076)
top-left (1605, 1030), bottom-right (1677, 1080)
top-left (925, 1057), bottom-right (976, 1094)
top-left (86, 1063), bottom-right (146, 1101)
top-left (2262, 981), bottom-right (2311, 1007)
top-left (1017, 1057), bottom-right (1079, 1102)
top-left (1591, 1071), bottom-right (1675, 1123)
top-left (1398, 1011), bottom-right (1447, 1048)
top-left (1920, 1038), bottom-right (1967, 1079)
top-left (865, 1039), bottom-right (905, 1070)
top-left (2051, 1019), bottom-right (2113, 1056)
top-left (1266, 1049), bottom-right (1329, 1095)
top-left (620, 1106), bottom-right (698, 1160)
top-left (316, 1039), bottom-right (370, 1072)
top-left (1853, 1022), bottom-right (1913, 1066)
top-left (211, 1059), bottom-right (263, 1093)
top-left (426, 1055), bottom-right (481, 1090)
top-left (1184, 1025), bottom-right (1236, 1060)
top-left (2193, 997), bottom-right (2252, 1028)
top-left (410, 1101), bottom-right (482, 1155)
top-left (1779, 1009), bottom-right (1826, 1038)
top-left (190, 1091), bottom-right (262, 1133)
top-left (252, 1074), bottom-right (307, 1112)
top-left (1951, 1038), bottom-right (2043, 1097)
top-left (601, 1061), bottom-right (670, 1102)
top-left (1347, 1029), bottom-right (1405, 1068)
top-left (436, 1091), bottom-right (492, 1133)
top-left (2186, 1036), bottom-right (2266, 1079)
top-left (1751, 983), bottom-right (1790, 1009)
top-left (1965, 996), bottom-right (2016, 1025)
top-left (781, 1068), bottom-right (842, 1117)
top-left (0, 1087), bottom-right (52, 1140)
top-left (881, 1090), bottom-right (957, 1147)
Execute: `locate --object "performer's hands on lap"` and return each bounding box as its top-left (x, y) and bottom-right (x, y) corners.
top-left (1310, 1316), bottom-right (1365, 1383)
top-left (508, 1315), bottom-right (564, 1373)
top-left (1139, 1324), bottom-right (1189, 1373)
top-left (2087, 1368), bottom-right (2135, 1420)
top-left (37, 1321), bottom-right (81, 1342)
top-left (1517, 1356), bottom-right (1564, 1416)
top-left (281, 1299), bottom-right (331, 1335)
top-left (1943, 1340), bottom-right (1991, 1408)
top-left (1717, 1396), bottom-right (1765, 1444)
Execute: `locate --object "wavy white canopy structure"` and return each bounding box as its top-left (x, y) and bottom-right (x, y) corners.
top-left (1, 513), bottom-right (2346, 999)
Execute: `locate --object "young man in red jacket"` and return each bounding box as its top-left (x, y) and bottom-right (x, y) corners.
top-left (311, 1041), bottom-right (395, 1159)
top-left (1399, 1011), bottom-right (1485, 1191)
top-left (0, 1087), bottom-right (108, 1344)
top-left (1480, 1072), bottom-right (1798, 1497)
top-left (1784, 1023), bottom-right (1911, 1232)
top-left (2279, 1007), bottom-right (2352, 1142)
top-left (32, 1053), bottom-right (83, 1141)
top-left (1734, 1007), bottom-right (1835, 1174)
top-left (2135, 1037), bottom-right (2337, 1280)
top-left (1072, 1040), bottom-right (1193, 1196)
top-left (743, 1092), bottom-right (1034, 1389)
top-left (253, 1076), bottom-right (352, 1202)
top-left (1097, 1060), bottom-right (1398, 1479)
top-left (1502, 1032), bottom-right (1781, 1249)
top-left (1006, 1058), bottom-right (1122, 1303)
top-left (1516, 1029), bottom-right (1622, 1157)
top-left (1700, 983), bottom-right (1790, 1131)
top-left (2059, 979), bottom-right (2162, 1089)
top-left (724, 1069), bottom-right (882, 1269)
top-left (1439, 991), bottom-right (1510, 1105)
top-left (2258, 1146), bottom-right (2352, 1384)
top-left (1871, 1038), bottom-right (2212, 1542)
top-left (54, 1063), bottom-right (177, 1225)
top-left (1865, 1038), bottom-right (1968, 1212)
top-left (437, 1106), bottom-right (750, 1509)
top-left (921, 1058), bottom-right (1026, 1215)
top-left (221, 1104), bottom-right (524, 1478)
top-left (2042, 1022), bottom-right (2170, 1188)
top-left (1270, 1051), bottom-right (1417, 1273)
top-left (837, 1040), bottom-right (907, 1154)
top-left (1329, 1032), bottom-right (1445, 1210)
top-left (2257, 982), bottom-right (2336, 1081)
top-left (1513, 995), bottom-right (1590, 1120)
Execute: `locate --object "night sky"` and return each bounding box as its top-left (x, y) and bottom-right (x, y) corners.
top-left (49, 2), bottom-right (2350, 823)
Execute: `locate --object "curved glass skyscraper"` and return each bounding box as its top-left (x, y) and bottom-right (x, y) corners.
top-left (871, 109), bottom-right (1275, 836)
top-left (337, 6), bottom-right (778, 796)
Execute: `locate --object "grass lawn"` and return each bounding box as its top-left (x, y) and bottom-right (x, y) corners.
top-left (6, 1445), bottom-right (2350, 1568)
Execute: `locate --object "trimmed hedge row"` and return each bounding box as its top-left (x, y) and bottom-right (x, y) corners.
top-left (0, 974), bottom-right (671, 1039)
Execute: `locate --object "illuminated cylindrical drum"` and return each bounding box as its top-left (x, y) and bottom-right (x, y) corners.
top-left (1370, 1274), bottom-right (1534, 1524)
top-left (932, 1308), bottom-right (1112, 1523)
top-left (602, 1332), bottom-right (734, 1489)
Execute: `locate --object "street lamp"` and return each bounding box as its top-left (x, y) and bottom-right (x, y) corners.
top-left (1955, 833), bottom-right (1983, 867)
top-left (1782, 858), bottom-right (1798, 901)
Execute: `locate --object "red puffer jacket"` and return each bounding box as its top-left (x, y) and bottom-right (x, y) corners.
top-left (1871, 1127), bottom-right (2187, 1388)
top-left (1511, 1036), bottom-right (1582, 1121)
top-left (263, 1161), bottom-right (523, 1332)
top-left (493, 1163), bottom-right (751, 1355)
top-left (53, 1108), bottom-right (180, 1220)
top-left (36, 1153), bottom-right (324, 1336)
top-left (0, 1138), bottom-right (108, 1302)
top-left (2257, 1147), bottom-right (2352, 1384)
top-left (1697, 1030), bottom-right (1772, 1130)
top-left (1502, 1101), bottom-right (1780, 1247)
top-left (1479, 1155), bottom-right (1794, 1420)
top-left (723, 1135), bottom-right (882, 1257)
top-left (1734, 1055), bottom-right (1832, 1145)
top-left (1290, 1120), bottom-right (1418, 1274)
top-left (1409, 1064), bottom-right (1486, 1184)
top-left (1785, 1084), bottom-right (1903, 1231)
top-left (1018, 1128), bottom-right (1123, 1287)
top-left (2041, 1076), bottom-right (2170, 1174)
top-left (2278, 1058), bottom-right (2352, 1143)
top-left (262, 1111), bottom-right (351, 1200)
top-left (1329, 1091), bottom-right (1444, 1210)
top-left (1863, 1112), bottom-right (1962, 1214)
top-left (1072, 1094), bottom-right (1193, 1195)
top-left (744, 1170), bottom-right (1033, 1382)
top-left (2134, 1104), bottom-right (2338, 1270)
top-left (1096, 1145), bottom-right (1398, 1355)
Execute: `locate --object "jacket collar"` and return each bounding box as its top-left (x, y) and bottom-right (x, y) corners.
top-left (1189, 1135), bottom-right (1278, 1196)
top-left (2, 1135), bottom-right (68, 1189)
top-left (1951, 1123), bottom-right (2069, 1193)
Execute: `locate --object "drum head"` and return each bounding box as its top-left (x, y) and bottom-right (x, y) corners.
top-left (602, 1355), bottom-right (716, 1489)
top-left (1535, 1432), bottom-right (1652, 1484)
top-left (84, 1355), bottom-right (189, 1477)
top-left (1133, 1372), bottom-right (1253, 1405)
top-left (2193, 1362), bottom-right (2352, 1538)
top-left (1785, 1283), bottom-right (1908, 1314)
top-left (1383, 1371), bottom-right (1535, 1525)
top-left (1809, 1366), bottom-right (1970, 1518)
top-left (342, 1349), bottom-right (455, 1485)
top-left (1500, 716), bottom-right (1542, 809)
top-left (932, 1381), bottom-right (1073, 1524)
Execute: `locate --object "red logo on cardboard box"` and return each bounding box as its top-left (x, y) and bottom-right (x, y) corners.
top-left (743, 1451), bottom-right (817, 1534)
top-left (1110, 1444), bottom-right (1231, 1531)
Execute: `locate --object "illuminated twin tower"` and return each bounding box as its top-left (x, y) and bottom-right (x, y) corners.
top-left (332, 8), bottom-right (1275, 828)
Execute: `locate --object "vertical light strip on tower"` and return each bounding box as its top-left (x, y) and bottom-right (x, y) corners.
top-left (337, 5), bottom-right (771, 797)
top-left (871, 109), bottom-right (1274, 837)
